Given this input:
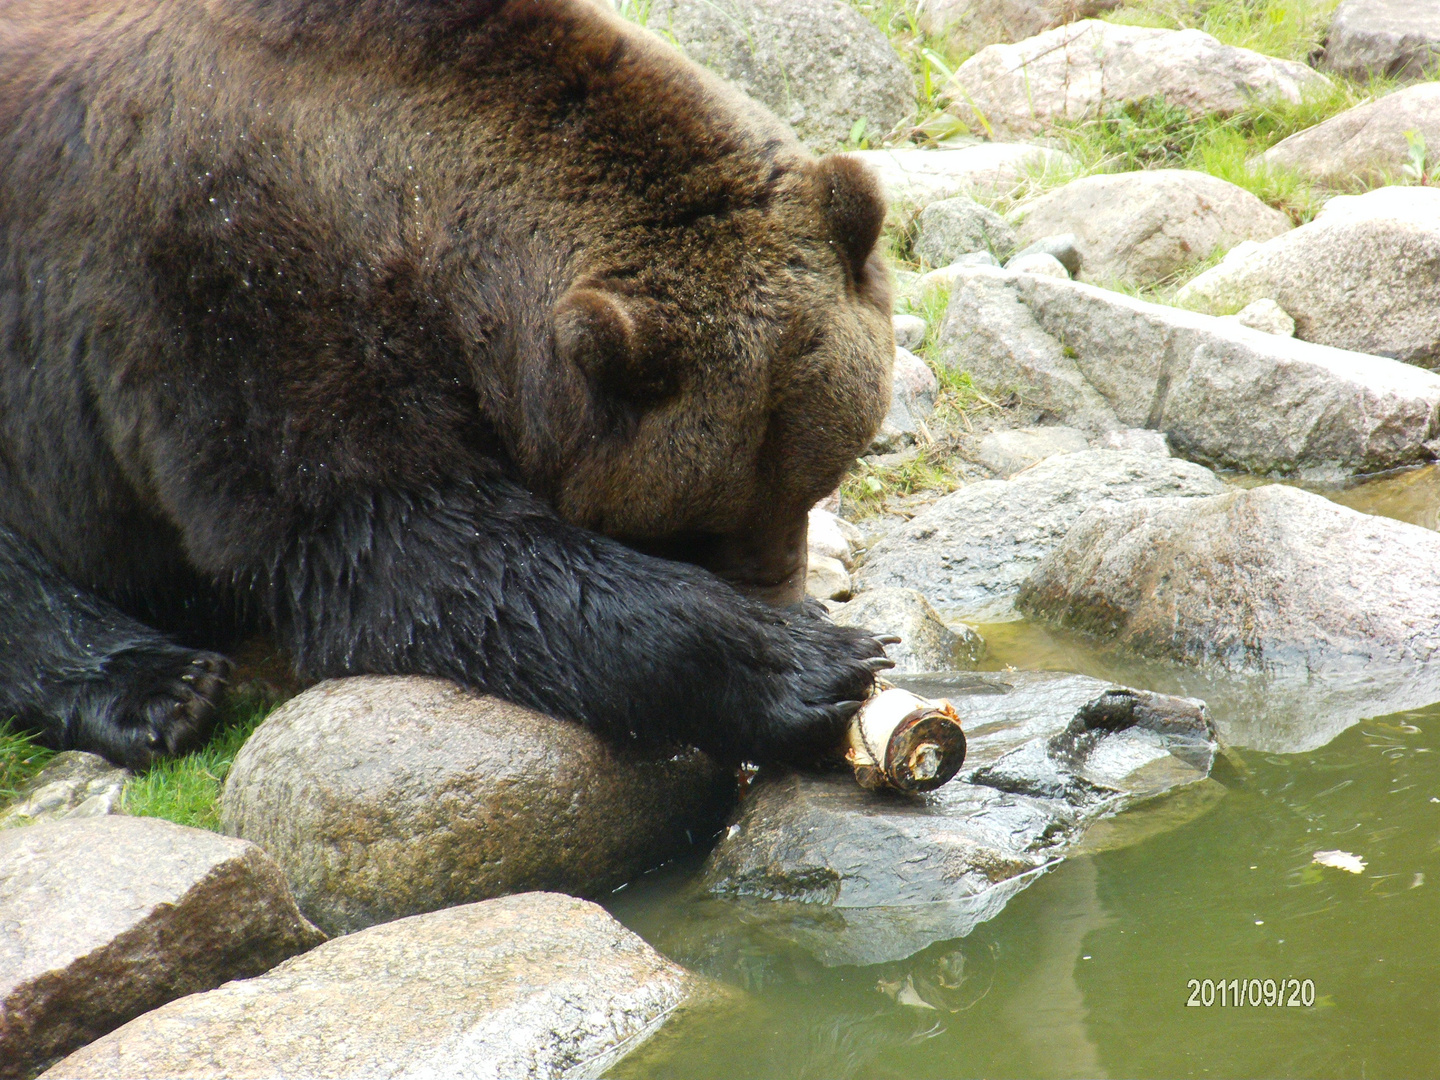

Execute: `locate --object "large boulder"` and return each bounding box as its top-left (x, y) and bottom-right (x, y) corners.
top-left (1, 816), bottom-right (323, 1080)
top-left (1012, 170), bottom-right (1291, 286)
top-left (843, 144), bottom-right (1076, 208)
top-left (920, 0), bottom-right (1124, 52)
top-left (0, 752), bottom-right (128, 828)
top-left (945, 20), bottom-right (1329, 140)
top-left (1018, 484), bottom-right (1440, 750)
top-left (697, 671), bottom-right (1219, 966)
top-left (829, 588), bottom-right (985, 673)
top-left (1175, 186), bottom-right (1440, 368)
top-left (1321, 0), bottom-right (1440, 82)
top-left (1020, 483), bottom-right (1440, 673)
top-left (44, 893), bottom-right (703, 1080)
top-left (639, 0), bottom-right (913, 152)
top-left (221, 677), bottom-right (737, 936)
top-left (1262, 83), bottom-right (1440, 187)
top-left (914, 196), bottom-right (1018, 266)
top-left (855, 450), bottom-right (1225, 622)
top-left (938, 264), bottom-right (1440, 476)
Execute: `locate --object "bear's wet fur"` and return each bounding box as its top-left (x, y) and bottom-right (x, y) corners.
top-left (0, 0), bottom-right (895, 769)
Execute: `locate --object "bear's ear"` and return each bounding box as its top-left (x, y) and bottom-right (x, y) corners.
top-left (553, 286), bottom-right (674, 401)
top-left (812, 154), bottom-right (886, 282)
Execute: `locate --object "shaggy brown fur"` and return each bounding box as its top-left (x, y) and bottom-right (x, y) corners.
top-left (0, 0), bottom-right (895, 768)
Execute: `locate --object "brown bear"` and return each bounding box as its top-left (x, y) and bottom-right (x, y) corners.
top-left (0, 0), bottom-right (895, 770)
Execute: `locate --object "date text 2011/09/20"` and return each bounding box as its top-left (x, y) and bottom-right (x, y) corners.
top-left (1186, 978), bottom-right (1316, 1007)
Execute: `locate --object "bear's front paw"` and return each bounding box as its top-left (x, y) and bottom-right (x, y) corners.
top-left (758, 608), bottom-right (895, 765)
top-left (85, 647), bottom-right (231, 770)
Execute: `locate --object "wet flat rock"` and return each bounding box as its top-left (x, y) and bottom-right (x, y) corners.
top-left (699, 672), bottom-right (1218, 966)
top-left (222, 676), bottom-right (737, 936)
top-left (45, 892), bottom-right (700, 1080)
top-left (1, 816), bottom-right (323, 1080)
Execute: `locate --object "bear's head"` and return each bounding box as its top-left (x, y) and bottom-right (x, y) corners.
top-left (475, 0), bottom-right (896, 605)
top-left (203, 0), bottom-right (894, 605)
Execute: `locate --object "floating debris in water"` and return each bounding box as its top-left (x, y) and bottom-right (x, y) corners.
top-left (1313, 849), bottom-right (1367, 874)
top-left (845, 686), bottom-right (966, 794)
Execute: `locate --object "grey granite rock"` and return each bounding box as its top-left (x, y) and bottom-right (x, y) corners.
top-left (807, 507), bottom-right (856, 570)
top-left (44, 893), bottom-right (701, 1080)
top-left (1091, 427), bottom-right (1171, 457)
top-left (641, 0), bottom-right (913, 151)
top-left (221, 677), bottom-right (736, 936)
top-left (947, 20), bottom-right (1329, 140)
top-left (2, 816), bottom-right (323, 1080)
top-left (805, 555), bottom-right (853, 602)
top-left (1007, 232), bottom-right (1082, 276)
top-left (915, 196), bottom-right (1018, 266)
top-left (698, 671), bottom-right (1217, 966)
top-left (892, 312), bottom-right (927, 351)
top-left (1006, 251), bottom-right (1070, 278)
top-left (1230, 298), bottom-right (1296, 337)
top-left (920, 0), bottom-right (1124, 52)
top-left (1322, 0), bottom-right (1440, 82)
top-left (830, 588), bottom-right (985, 673)
top-left (1018, 482), bottom-right (1440, 751)
top-left (871, 346), bottom-right (938, 453)
top-left (856, 450), bottom-right (1224, 622)
top-left (1012, 170), bottom-right (1291, 286)
top-left (1175, 185), bottom-right (1440, 368)
top-left (843, 145), bottom-right (1076, 208)
top-left (1262, 82), bottom-right (1440, 187)
top-left (939, 265), bottom-right (1440, 477)
top-left (0, 753), bottom-right (129, 829)
top-left (1021, 483), bottom-right (1440, 676)
top-left (976, 426), bottom-right (1091, 477)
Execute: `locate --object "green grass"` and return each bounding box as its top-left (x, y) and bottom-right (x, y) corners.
top-left (122, 702), bottom-right (273, 832)
top-left (0, 721), bottom-right (56, 804)
top-left (839, 445), bottom-right (961, 518)
top-left (1103, 0), bottom-right (1342, 63)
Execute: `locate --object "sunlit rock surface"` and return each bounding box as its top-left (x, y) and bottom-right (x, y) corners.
top-left (0, 753), bottom-right (128, 829)
top-left (946, 20), bottom-right (1328, 140)
top-left (222, 677), bottom-right (737, 936)
top-left (939, 265), bottom-right (1440, 476)
top-left (2, 817), bottom-right (323, 1080)
top-left (44, 893), bottom-right (702, 1080)
top-left (830, 588), bottom-right (985, 674)
top-left (856, 450), bottom-right (1225, 622)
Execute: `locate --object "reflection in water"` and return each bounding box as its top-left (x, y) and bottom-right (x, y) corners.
top-left (1313, 462), bottom-right (1440, 533)
top-left (973, 619), bottom-right (1440, 754)
top-left (1001, 857), bottom-right (1111, 1080)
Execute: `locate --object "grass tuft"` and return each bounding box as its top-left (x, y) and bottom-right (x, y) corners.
top-left (1103, 0), bottom-right (1342, 63)
top-left (0, 722), bottom-right (56, 805)
top-left (123, 703), bottom-right (272, 832)
top-left (839, 446), bottom-right (961, 518)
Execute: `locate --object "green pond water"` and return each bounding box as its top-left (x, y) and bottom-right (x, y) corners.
top-left (603, 466), bottom-right (1440, 1080)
